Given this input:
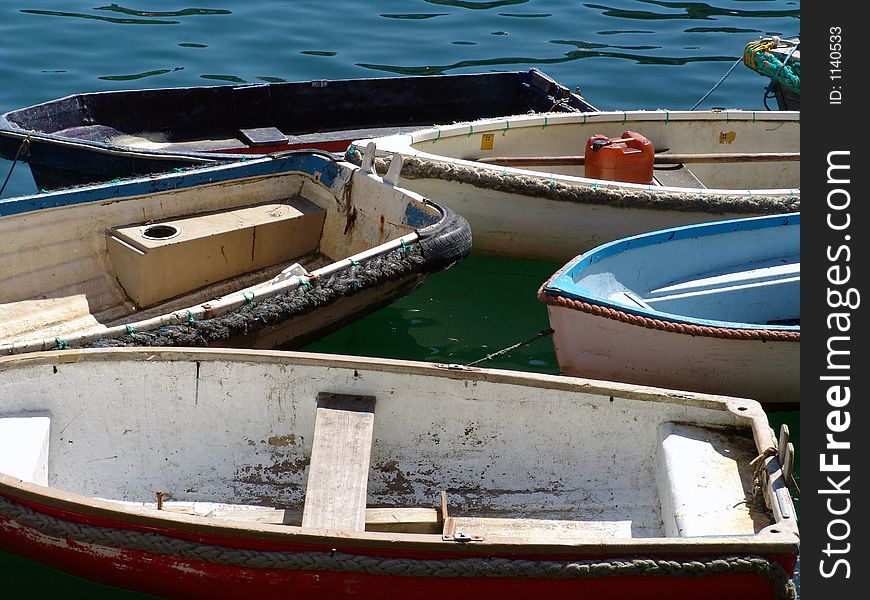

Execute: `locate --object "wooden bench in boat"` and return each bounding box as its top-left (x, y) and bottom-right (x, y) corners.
top-left (238, 127), bottom-right (289, 147)
top-left (301, 392), bottom-right (377, 531)
top-left (106, 197), bottom-right (326, 308)
top-left (0, 413), bottom-right (50, 485)
top-left (657, 423), bottom-right (768, 537)
top-left (653, 164), bottom-right (707, 189)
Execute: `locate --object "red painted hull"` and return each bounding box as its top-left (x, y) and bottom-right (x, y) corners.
top-left (0, 496), bottom-right (795, 600)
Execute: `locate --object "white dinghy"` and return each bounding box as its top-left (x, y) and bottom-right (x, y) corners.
top-left (0, 152), bottom-right (470, 354)
top-left (540, 214), bottom-right (799, 405)
top-left (351, 110), bottom-right (799, 261)
top-left (0, 348), bottom-right (797, 599)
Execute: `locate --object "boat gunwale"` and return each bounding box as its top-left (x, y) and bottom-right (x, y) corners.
top-left (0, 347), bottom-right (798, 554)
top-left (542, 213), bottom-right (800, 333)
top-left (360, 109), bottom-right (801, 197)
top-left (0, 151), bottom-right (341, 217)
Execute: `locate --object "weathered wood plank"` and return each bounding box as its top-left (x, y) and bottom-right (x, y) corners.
top-left (301, 392), bottom-right (377, 531)
top-left (144, 503), bottom-right (441, 532)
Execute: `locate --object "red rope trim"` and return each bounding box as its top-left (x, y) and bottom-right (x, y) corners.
top-left (537, 282), bottom-right (800, 343)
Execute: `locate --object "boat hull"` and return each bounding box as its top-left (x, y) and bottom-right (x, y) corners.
top-left (401, 176), bottom-right (758, 262)
top-left (0, 510), bottom-right (789, 600)
top-left (545, 302), bottom-right (799, 405)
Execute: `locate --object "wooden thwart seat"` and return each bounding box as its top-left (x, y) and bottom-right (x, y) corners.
top-left (301, 392), bottom-right (377, 531)
top-left (653, 164), bottom-right (707, 189)
top-left (239, 127), bottom-right (289, 147)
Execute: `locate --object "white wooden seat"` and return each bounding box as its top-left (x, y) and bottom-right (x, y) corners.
top-left (0, 413), bottom-right (50, 485)
top-left (657, 423), bottom-right (766, 537)
top-left (301, 393), bottom-right (377, 531)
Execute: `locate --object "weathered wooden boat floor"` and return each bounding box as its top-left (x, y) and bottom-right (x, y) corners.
top-left (0, 250), bottom-right (331, 346)
top-left (88, 416), bottom-right (766, 541)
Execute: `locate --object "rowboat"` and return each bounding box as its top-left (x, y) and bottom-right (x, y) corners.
top-left (0, 69), bottom-right (596, 191)
top-left (539, 213), bottom-right (799, 405)
top-left (0, 347), bottom-right (798, 599)
top-left (0, 152), bottom-right (470, 354)
top-left (743, 37), bottom-right (800, 111)
top-left (349, 109), bottom-right (800, 261)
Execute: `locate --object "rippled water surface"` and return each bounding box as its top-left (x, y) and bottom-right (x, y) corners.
top-left (1, 1), bottom-right (799, 596)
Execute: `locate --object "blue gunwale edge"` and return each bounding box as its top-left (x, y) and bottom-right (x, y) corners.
top-left (0, 152), bottom-right (341, 218)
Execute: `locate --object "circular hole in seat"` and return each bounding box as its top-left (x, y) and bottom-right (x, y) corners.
top-left (141, 224), bottom-right (180, 240)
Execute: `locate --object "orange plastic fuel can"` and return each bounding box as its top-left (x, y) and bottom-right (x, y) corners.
top-left (584, 131), bottom-right (654, 184)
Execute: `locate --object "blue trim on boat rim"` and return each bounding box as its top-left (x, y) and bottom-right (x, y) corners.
top-left (0, 152), bottom-right (341, 218)
top-left (544, 213), bottom-right (800, 332)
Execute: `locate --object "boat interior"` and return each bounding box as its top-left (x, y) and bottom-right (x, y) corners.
top-left (0, 352), bottom-right (777, 542)
top-left (557, 216), bottom-right (800, 328)
top-left (412, 111), bottom-right (800, 192)
top-left (0, 163), bottom-right (439, 349)
top-left (3, 71), bottom-right (591, 155)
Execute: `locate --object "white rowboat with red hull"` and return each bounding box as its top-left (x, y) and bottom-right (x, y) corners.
top-left (1, 348), bottom-right (797, 599)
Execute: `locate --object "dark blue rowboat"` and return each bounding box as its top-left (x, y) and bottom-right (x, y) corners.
top-left (0, 70), bottom-right (595, 191)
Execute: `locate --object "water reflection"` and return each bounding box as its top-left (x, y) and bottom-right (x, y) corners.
top-left (424, 0), bottom-right (529, 9)
top-left (358, 45), bottom-right (734, 76)
top-left (95, 4), bottom-right (231, 17)
top-left (584, 1), bottom-right (800, 21)
top-left (99, 68), bottom-right (182, 81)
top-left (380, 13), bottom-right (448, 19)
top-left (20, 9), bottom-right (178, 25)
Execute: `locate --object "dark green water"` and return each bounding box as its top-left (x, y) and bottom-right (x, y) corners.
top-left (0, 0), bottom-right (800, 596)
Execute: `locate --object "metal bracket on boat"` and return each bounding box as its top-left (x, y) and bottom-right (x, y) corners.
top-left (435, 363), bottom-right (478, 372)
top-left (360, 142), bottom-right (376, 175)
top-left (440, 490), bottom-right (483, 543)
top-left (384, 153), bottom-right (403, 186)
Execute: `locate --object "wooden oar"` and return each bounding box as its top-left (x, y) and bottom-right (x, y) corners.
top-left (477, 151), bottom-right (799, 167)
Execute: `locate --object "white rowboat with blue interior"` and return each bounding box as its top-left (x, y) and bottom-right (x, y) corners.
top-left (539, 214), bottom-right (799, 405)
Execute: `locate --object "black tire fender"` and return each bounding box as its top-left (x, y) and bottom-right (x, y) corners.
top-left (415, 201), bottom-right (472, 273)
